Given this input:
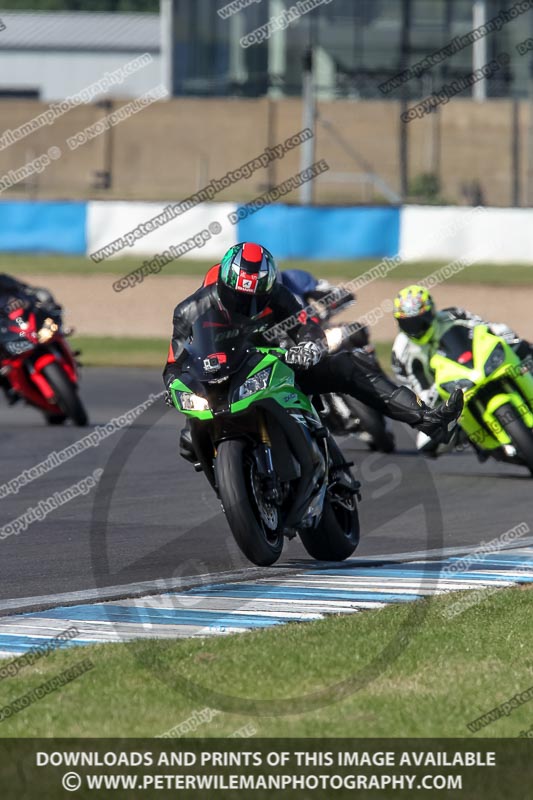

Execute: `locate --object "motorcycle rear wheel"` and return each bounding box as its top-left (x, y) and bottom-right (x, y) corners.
top-left (342, 395), bottom-right (395, 453)
top-left (42, 362), bottom-right (88, 427)
top-left (215, 439), bottom-right (284, 566)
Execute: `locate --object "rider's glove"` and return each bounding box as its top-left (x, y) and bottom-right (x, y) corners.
top-left (33, 288), bottom-right (62, 318)
top-left (285, 341), bottom-right (324, 369)
top-left (35, 289), bottom-right (60, 309)
top-left (417, 388), bottom-right (464, 443)
top-left (164, 389), bottom-right (174, 407)
top-left (489, 323), bottom-right (518, 345)
top-left (34, 288), bottom-right (54, 304)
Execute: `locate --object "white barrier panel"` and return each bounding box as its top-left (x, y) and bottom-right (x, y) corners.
top-left (87, 201), bottom-right (237, 260)
top-left (400, 205), bottom-right (533, 264)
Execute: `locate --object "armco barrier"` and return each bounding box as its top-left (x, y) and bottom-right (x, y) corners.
top-left (0, 201), bottom-right (87, 254)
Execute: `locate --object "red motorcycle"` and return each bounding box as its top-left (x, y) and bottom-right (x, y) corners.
top-left (0, 299), bottom-right (88, 426)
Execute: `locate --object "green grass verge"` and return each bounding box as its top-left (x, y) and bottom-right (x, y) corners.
top-left (72, 336), bottom-right (167, 368)
top-left (8, 253), bottom-right (533, 284)
top-left (73, 337), bottom-right (394, 373)
top-left (73, 336), bottom-right (394, 371)
top-left (0, 585), bottom-right (530, 737)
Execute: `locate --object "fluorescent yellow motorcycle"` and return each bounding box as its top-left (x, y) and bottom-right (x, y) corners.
top-left (431, 324), bottom-right (533, 475)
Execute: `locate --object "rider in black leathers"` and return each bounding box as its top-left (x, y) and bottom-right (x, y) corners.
top-left (163, 244), bottom-right (463, 456)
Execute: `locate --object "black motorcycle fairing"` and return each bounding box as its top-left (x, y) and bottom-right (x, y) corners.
top-left (176, 307), bottom-right (335, 529)
top-left (0, 302), bottom-right (62, 359)
top-left (189, 396), bottom-right (328, 530)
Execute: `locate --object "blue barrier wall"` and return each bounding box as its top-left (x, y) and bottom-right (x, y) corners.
top-left (1, 201), bottom-right (527, 264)
top-left (0, 201), bottom-right (87, 254)
top-left (0, 201), bottom-right (401, 260)
top-left (237, 205), bottom-right (400, 260)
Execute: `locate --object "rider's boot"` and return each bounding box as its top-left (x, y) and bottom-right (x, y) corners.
top-left (384, 385), bottom-right (464, 444)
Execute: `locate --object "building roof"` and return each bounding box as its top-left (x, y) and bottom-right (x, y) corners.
top-left (0, 10), bottom-right (160, 52)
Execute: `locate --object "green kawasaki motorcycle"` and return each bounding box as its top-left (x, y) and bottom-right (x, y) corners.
top-left (169, 310), bottom-right (361, 566)
top-left (431, 324), bottom-right (533, 474)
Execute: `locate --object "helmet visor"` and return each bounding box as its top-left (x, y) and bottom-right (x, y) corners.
top-left (397, 310), bottom-right (434, 339)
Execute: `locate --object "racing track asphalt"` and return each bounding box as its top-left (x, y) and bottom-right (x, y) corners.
top-left (0, 367), bottom-right (531, 604)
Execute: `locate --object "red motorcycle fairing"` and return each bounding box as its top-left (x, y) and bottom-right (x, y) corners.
top-left (6, 348), bottom-right (76, 414)
top-left (2, 304), bottom-right (81, 415)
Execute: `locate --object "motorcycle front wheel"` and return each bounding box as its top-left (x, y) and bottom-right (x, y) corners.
top-left (215, 439), bottom-right (284, 566)
top-left (494, 402), bottom-right (533, 477)
top-left (299, 494), bottom-right (360, 561)
top-left (42, 362), bottom-right (88, 427)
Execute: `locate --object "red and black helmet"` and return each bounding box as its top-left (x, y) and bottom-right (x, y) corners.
top-left (217, 242), bottom-right (277, 318)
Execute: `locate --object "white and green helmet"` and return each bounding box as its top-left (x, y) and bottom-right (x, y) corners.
top-left (217, 242), bottom-right (277, 317)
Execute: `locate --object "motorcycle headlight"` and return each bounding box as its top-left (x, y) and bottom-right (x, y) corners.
top-left (177, 391), bottom-right (209, 411)
top-left (484, 343), bottom-right (506, 377)
top-left (441, 378), bottom-right (475, 394)
top-left (239, 367), bottom-right (272, 400)
top-left (37, 317), bottom-right (59, 344)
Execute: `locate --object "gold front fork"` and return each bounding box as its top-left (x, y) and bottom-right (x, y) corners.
top-left (258, 411), bottom-right (271, 445)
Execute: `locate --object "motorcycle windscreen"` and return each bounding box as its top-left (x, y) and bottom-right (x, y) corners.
top-left (184, 306), bottom-right (257, 383)
top-left (436, 326), bottom-right (474, 368)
